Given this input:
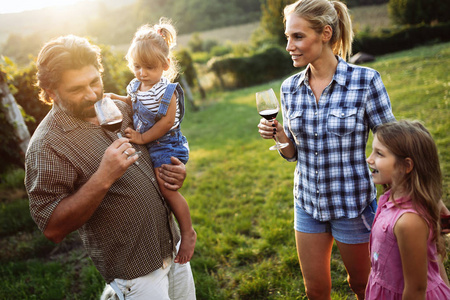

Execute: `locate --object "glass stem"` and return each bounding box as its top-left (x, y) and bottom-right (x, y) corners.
top-left (274, 134), bottom-right (281, 145)
top-left (272, 119), bottom-right (280, 145)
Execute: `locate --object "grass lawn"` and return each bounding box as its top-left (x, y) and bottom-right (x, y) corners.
top-left (181, 41), bottom-right (450, 299)
top-left (0, 41), bottom-right (449, 299)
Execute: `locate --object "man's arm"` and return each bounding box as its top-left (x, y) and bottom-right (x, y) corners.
top-left (44, 138), bottom-right (138, 243)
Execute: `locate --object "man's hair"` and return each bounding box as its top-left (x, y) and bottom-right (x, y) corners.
top-left (35, 35), bottom-right (103, 104)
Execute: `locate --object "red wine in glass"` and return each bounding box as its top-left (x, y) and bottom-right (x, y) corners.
top-left (259, 108), bottom-right (279, 121)
top-left (101, 119), bottom-right (123, 137)
top-left (95, 97), bottom-right (141, 164)
top-left (95, 97), bottom-right (124, 138)
top-left (256, 88), bottom-right (289, 150)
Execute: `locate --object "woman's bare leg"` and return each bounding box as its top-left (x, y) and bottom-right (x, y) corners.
top-left (295, 230), bottom-right (334, 300)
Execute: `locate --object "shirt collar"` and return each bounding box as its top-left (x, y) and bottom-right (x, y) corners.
top-left (381, 190), bottom-right (412, 209)
top-left (285, 56), bottom-right (349, 93)
top-left (333, 56), bottom-right (351, 87)
top-left (148, 77), bottom-right (168, 94)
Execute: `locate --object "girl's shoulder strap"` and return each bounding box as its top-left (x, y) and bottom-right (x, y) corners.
top-left (130, 79), bottom-right (141, 94)
top-left (160, 83), bottom-right (178, 105)
top-left (155, 83), bottom-right (180, 120)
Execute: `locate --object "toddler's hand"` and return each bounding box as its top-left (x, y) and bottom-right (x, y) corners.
top-left (124, 127), bottom-right (144, 144)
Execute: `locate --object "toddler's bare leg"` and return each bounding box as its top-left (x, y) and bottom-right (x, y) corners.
top-left (156, 167), bottom-right (196, 264)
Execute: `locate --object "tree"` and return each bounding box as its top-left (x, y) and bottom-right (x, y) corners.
top-left (0, 69), bottom-right (31, 171)
top-left (252, 0), bottom-right (294, 47)
top-left (388, 0), bottom-right (450, 25)
top-left (176, 49), bottom-right (205, 106)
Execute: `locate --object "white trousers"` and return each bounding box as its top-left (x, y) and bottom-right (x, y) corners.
top-left (106, 245), bottom-right (196, 299)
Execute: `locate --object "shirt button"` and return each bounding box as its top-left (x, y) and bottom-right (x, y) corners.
top-left (169, 240), bottom-right (172, 244)
top-left (341, 113), bottom-right (345, 117)
top-left (315, 112), bottom-right (318, 115)
top-left (315, 171), bottom-right (318, 174)
top-left (315, 152), bottom-right (318, 156)
top-left (316, 190), bottom-right (319, 194)
top-left (314, 133), bottom-right (318, 136)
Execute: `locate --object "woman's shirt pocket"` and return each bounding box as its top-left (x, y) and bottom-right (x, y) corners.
top-left (327, 107), bottom-right (358, 136)
top-left (288, 110), bottom-right (304, 140)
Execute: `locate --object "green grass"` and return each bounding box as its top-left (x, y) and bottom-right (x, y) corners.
top-left (184, 41), bottom-right (450, 299)
top-left (0, 42), bottom-right (449, 299)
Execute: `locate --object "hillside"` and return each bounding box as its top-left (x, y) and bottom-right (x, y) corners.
top-left (1, 41), bottom-right (448, 299)
top-left (0, 0), bottom-right (136, 45)
top-left (0, 2), bottom-right (390, 64)
top-left (0, 0), bottom-right (261, 53)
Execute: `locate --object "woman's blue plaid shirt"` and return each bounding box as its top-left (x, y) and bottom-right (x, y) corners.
top-left (280, 57), bottom-right (395, 221)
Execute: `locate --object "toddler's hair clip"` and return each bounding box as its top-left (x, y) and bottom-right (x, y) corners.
top-left (156, 27), bottom-right (164, 38)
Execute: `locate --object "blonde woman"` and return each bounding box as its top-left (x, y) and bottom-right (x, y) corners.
top-left (257, 0), bottom-right (395, 298)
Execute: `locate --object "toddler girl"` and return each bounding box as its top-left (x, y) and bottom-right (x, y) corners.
top-left (108, 19), bottom-right (196, 264)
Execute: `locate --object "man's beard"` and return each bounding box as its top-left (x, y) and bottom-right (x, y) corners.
top-left (55, 93), bottom-right (99, 119)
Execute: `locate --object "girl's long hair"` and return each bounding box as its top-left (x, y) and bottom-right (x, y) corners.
top-left (376, 120), bottom-right (445, 256)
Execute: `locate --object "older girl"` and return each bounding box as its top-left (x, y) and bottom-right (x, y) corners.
top-left (366, 120), bottom-right (450, 299)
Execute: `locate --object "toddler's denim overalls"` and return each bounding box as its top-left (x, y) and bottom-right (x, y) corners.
top-left (130, 80), bottom-right (189, 168)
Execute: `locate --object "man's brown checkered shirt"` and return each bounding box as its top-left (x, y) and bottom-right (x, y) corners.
top-left (25, 101), bottom-right (180, 283)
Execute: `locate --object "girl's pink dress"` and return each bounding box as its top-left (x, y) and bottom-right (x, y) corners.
top-left (366, 191), bottom-right (450, 299)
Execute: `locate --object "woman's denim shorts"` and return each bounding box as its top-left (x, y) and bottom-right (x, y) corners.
top-left (148, 130), bottom-right (189, 168)
top-left (294, 199), bottom-right (377, 244)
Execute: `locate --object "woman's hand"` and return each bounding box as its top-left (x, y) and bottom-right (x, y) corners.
top-left (258, 118), bottom-right (296, 159)
top-left (258, 118), bottom-right (283, 140)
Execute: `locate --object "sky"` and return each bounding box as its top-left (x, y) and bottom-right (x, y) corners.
top-left (0, 0), bottom-right (86, 14)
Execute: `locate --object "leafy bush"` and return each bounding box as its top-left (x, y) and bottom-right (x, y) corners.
top-left (0, 112), bottom-right (24, 172)
top-left (346, 0), bottom-right (389, 7)
top-left (353, 22), bottom-right (450, 55)
top-left (0, 168), bottom-right (24, 190)
top-left (0, 199), bottom-right (35, 237)
top-left (210, 44), bottom-right (233, 57)
top-left (100, 45), bottom-right (134, 95)
top-left (208, 46), bottom-right (296, 89)
top-left (187, 33), bottom-right (220, 53)
top-left (388, 0), bottom-right (450, 25)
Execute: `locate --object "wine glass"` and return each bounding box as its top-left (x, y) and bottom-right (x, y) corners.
top-left (256, 88), bottom-right (289, 150)
top-left (95, 96), bottom-right (141, 163)
top-left (94, 96), bottom-right (124, 138)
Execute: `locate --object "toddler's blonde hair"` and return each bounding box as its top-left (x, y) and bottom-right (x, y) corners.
top-left (126, 18), bottom-right (179, 81)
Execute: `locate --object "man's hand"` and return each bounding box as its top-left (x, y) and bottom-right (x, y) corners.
top-left (43, 138), bottom-right (138, 243)
top-left (97, 138), bottom-right (138, 186)
top-left (159, 157), bottom-right (186, 191)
